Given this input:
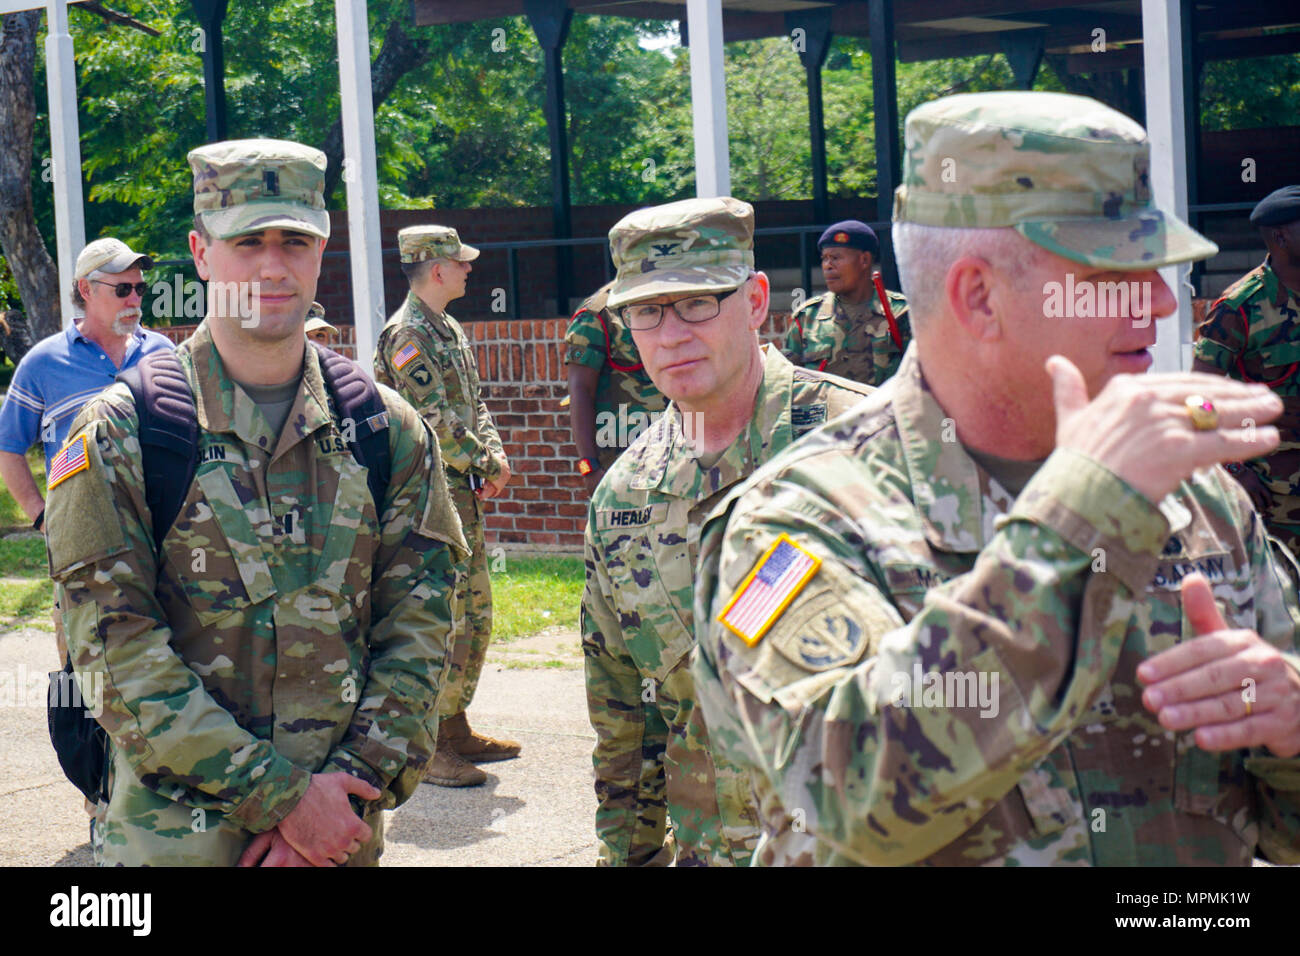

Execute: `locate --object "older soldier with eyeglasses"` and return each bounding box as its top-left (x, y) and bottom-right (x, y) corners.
top-left (0, 238), bottom-right (172, 659)
top-left (580, 197), bottom-right (875, 866)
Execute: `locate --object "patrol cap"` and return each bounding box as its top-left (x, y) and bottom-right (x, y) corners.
top-left (398, 225), bottom-right (480, 263)
top-left (818, 220), bottom-right (879, 257)
top-left (607, 197), bottom-right (754, 309)
top-left (304, 301), bottom-right (337, 336)
top-left (74, 238), bottom-right (152, 279)
top-left (1249, 186), bottom-right (1300, 228)
top-left (893, 91), bottom-right (1217, 269)
top-left (188, 138), bottom-right (330, 241)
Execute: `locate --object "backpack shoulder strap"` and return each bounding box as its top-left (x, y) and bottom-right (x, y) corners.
top-left (312, 342), bottom-right (392, 512)
top-left (115, 350), bottom-right (198, 553)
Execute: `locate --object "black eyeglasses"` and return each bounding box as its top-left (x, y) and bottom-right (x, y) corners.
top-left (91, 280), bottom-right (148, 298)
top-left (619, 287), bottom-right (743, 331)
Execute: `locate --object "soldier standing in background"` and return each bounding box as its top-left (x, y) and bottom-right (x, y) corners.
top-left (1194, 185), bottom-right (1300, 559)
top-left (582, 197), bottom-right (874, 865)
top-left (782, 220), bottom-right (910, 386)
top-left (374, 225), bottom-right (520, 788)
top-left (694, 93), bottom-right (1300, 866)
top-left (564, 281), bottom-right (666, 496)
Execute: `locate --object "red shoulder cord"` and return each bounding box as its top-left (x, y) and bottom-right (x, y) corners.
top-left (1221, 298), bottom-right (1297, 387)
top-left (873, 272), bottom-right (904, 351)
top-left (589, 307), bottom-right (644, 373)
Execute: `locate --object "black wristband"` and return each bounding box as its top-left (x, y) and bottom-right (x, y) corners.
top-left (33, 509), bottom-right (44, 531)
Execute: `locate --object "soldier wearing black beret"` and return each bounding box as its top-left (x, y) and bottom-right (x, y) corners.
top-left (1194, 185), bottom-right (1300, 557)
top-left (781, 219), bottom-right (911, 386)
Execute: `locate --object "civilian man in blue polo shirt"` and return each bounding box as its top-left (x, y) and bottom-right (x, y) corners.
top-left (0, 238), bottom-right (173, 648)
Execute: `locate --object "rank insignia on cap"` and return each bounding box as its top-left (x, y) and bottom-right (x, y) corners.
top-left (394, 342), bottom-right (421, 370)
top-left (718, 534), bottom-right (821, 647)
top-left (48, 433), bottom-right (90, 490)
top-left (834, 232), bottom-right (849, 243)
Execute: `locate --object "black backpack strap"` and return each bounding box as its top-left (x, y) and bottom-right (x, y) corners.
top-left (116, 350), bottom-right (199, 553)
top-left (312, 342), bottom-right (392, 513)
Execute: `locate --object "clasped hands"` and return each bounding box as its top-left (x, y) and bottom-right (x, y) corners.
top-left (237, 772), bottom-right (381, 868)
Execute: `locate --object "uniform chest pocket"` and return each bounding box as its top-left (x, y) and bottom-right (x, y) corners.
top-left (602, 530), bottom-right (694, 682)
top-left (166, 465), bottom-right (277, 626)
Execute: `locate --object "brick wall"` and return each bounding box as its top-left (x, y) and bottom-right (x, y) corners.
top-left (155, 313), bottom-right (794, 554)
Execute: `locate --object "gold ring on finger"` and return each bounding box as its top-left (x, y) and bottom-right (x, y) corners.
top-left (1184, 395), bottom-right (1219, 431)
top-left (1245, 698), bottom-right (1253, 717)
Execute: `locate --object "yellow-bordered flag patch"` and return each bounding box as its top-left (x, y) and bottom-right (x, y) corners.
top-left (718, 534), bottom-right (820, 647)
top-left (394, 342), bottom-right (421, 370)
top-left (48, 433), bottom-right (90, 489)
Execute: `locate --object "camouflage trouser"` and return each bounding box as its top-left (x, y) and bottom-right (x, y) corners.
top-left (437, 474), bottom-right (492, 718)
top-left (91, 746), bottom-right (386, 866)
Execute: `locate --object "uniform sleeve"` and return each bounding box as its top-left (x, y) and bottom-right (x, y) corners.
top-left (695, 447), bottom-right (1171, 865)
top-left (565, 308), bottom-right (609, 371)
top-left (326, 390), bottom-right (469, 808)
top-left (581, 510), bottom-right (672, 866)
top-left (48, 390), bottom-right (311, 833)
top-left (1193, 300), bottom-right (1247, 379)
top-left (378, 324), bottom-right (497, 477)
top-left (1231, 477), bottom-right (1300, 864)
top-left (473, 385), bottom-right (507, 482)
top-left (0, 354), bottom-right (44, 454)
top-left (781, 308), bottom-right (808, 365)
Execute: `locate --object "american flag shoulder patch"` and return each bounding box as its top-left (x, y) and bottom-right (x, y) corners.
top-left (47, 432), bottom-right (91, 490)
top-left (393, 342), bottom-right (421, 370)
top-left (718, 534), bottom-right (821, 647)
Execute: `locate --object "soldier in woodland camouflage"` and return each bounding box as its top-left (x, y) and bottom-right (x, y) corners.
top-left (582, 197), bottom-right (873, 865)
top-left (694, 92), bottom-right (1300, 866)
top-left (374, 224), bottom-right (519, 788)
top-left (46, 139), bottom-right (468, 866)
top-left (1194, 186), bottom-right (1300, 559)
top-left (565, 281), bottom-right (667, 493)
top-left (782, 220), bottom-right (911, 386)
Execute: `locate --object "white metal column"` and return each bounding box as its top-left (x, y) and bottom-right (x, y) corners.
top-left (335, 0), bottom-right (384, 374)
top-left (44, 0), bottom-right (86, 328)
top-left (686, 0), bottom-right (730, 197)
top-left (1141, 0), bottom-right (1192, 373)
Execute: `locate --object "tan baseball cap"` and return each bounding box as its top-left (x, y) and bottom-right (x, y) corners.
top-left (74, 238), bottom-right (152, 279)
top-left (606, 197), bottom-right (754, 309)
top-left (398, 225), bottom-right (480, 263)
top-left (893, 91), bottom-right (1217, 269)
top-left (189, 138), bottom-right (330, 241)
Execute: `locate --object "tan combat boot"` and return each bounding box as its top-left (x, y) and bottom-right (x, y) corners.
top-left (423, 722), bottom-right (487, 787)
top-left (443, 711), bottom-right (521, 763)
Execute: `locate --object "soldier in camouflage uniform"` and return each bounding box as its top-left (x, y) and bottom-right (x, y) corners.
top-left (373, 225), bottom-right (519, 788)
top-left (45, 139), bottom-right (468, 866)
top-left (583, 197), bottom-right (874, 866)
top-left (565, 281), bottom-right (667, 494)
top-left (694, 92), bottom-right (1300, 866)
top-left (782, 220), bottom-right (910, 386)
top-left (1194, 186), bottom-right (1300, 559)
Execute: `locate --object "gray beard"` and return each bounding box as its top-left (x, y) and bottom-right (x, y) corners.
top-left (112, 315), bottom-right (141, 336)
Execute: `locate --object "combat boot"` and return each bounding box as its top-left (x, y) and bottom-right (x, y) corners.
top-left (423, 723), bottom-right (487, 787)
top-left (442, 711), bottom-right (522, 763)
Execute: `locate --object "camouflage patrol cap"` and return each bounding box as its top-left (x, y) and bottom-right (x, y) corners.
top-left (893, 92), bottom-right (1217, 268)
top-left (606, 197), bottom-right (754, 309)
top-left (188, 138), bottom-right (329, 241)
top-left (304, 301), bottom-right (337, 336)
top-left (397, 225), bottom-right (480, 263)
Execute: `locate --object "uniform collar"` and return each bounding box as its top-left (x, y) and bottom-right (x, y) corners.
top-left (1261, 256), bottom-right (1298, 309)
top-left (186, 318), bottom-right (334, 458)
top-left (630, 343), bottom-right (794, 500)
top-left (894, 345), bottom-right (1191, 553)
top-left (407, 291), bottom-right (453, 337)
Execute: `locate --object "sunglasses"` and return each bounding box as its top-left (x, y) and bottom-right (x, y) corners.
top-left (90, 280), bottom-right (148, 298)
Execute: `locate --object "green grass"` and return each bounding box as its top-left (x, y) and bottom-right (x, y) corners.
top-left (0, 577), bottom-right (53, 630)
top-left (490, 554), bottom-right (584, 641)
top-left (0, 447), bottom-right (45, 530)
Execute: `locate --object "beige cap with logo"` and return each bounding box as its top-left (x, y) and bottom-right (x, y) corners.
top-left (74, 238), bottom-right (152, 279)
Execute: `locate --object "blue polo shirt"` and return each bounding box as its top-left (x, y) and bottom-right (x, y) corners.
top-left (0, 321), bottom-right (175, 470)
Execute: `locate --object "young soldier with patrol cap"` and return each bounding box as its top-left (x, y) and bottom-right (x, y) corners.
top-left (581, 197), bottom-right (874, 865)
top-left (1195, 184), bottom-right (1300, 560)
top-left (45, 138), bottom-right (468, 866)
top-left (694, 92), bottom-right (1300, 866)
top-left (782, 220), bottom-right (910, 386)
top-left (373, 225), bottom-right (519, 788)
